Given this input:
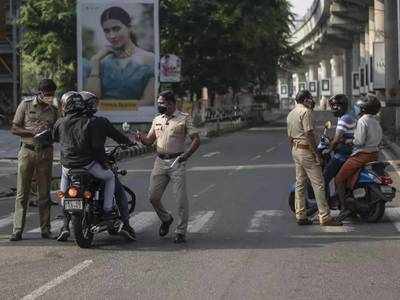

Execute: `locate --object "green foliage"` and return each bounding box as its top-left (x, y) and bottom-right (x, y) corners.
top-left (19, 0), bottom-right (77, 93)
top-left (160, 0), bottom-right (296, 96)
top-left (19, 0), bottom-right (296, 96)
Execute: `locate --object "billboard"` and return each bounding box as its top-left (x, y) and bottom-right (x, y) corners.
top-left (77, 0), bottom-right (160, 123)
top-left (160, 54), bottom-right (181, 83)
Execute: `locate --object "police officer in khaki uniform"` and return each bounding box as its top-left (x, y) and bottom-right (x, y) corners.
top-left (137, 90), bottom-right (200, 243)
top-left (10, 79), bottom-right (59, 241)
top-left (287, 90), bottom-right (342, 226)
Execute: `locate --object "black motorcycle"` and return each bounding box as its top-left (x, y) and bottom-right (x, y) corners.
top-left (62, 145), bottom-right (136, 248)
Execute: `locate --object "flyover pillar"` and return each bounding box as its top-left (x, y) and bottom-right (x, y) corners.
top-left (319, 59), bottom-right (331, 110)
top-left (374, 0), bottom-right (385, 102)
top-left (331, 54), bottom-right (344, 95)
top-left (384, 0), bottom-right (400, 131)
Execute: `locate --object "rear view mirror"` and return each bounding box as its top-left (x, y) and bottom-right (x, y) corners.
top-left (324, 121), bottom-right (332, 129)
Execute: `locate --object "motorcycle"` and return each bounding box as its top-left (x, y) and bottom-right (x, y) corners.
top-left (61, 145), bottom-right (136, 248)
top-left (288, 121), bottom-right (396, 222)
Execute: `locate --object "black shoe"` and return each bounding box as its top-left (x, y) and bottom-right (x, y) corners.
top-left (335, 209), bottom-right (352, 222)
top-left (119, 224), bottom-right (136, 241)
top-left (159, 217), bottom-right (174, 237)
top-left (56, 227), bottom-right (70, 242)
top-left (297, 219), bottom-right (313, 226)
top-left (9, 231), bottom-right (22, 241)
top-left (41, 231), bottom-right (53, 239)
top-left (174, 233), bottom-right (186, 244)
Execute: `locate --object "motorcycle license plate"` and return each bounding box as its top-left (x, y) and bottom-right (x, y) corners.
top-left (380, 186), bottom-right (393, 194)
top-left (64, 199), bottom-right (83, 210)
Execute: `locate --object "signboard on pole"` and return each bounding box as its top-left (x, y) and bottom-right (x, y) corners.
top-left (352, 72), bottom-right (360, 96)
top-left (299, 82), bottom-right (306, 92)
top-left (321, 79), bottom-right (331, 96)
top-left (309, 81), bottom-right (317, 97)
top-left (280, 84), bottom-right (288, 98)
top-left (160, 54), bottom-right (181, 83)
top-left (373, 42), bottom-right (385, 89)
top-left (77, 0), bottom-right (160, 123)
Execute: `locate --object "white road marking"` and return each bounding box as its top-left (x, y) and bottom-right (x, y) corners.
top-left (28, 219), bottom-right (64, 234)
top-left (384, 207), bottom-right (400, 232)
top-left (187, 211), bottom-right (215, 233)
top-left (247, 210), bottom-right (285, 233)
top-left (130, 211), bottom-right (158, 232)
top-left (22, 260), bottom-right (93, 300)
top-left (189, 164), bottom-right (295, 172)
top-left (0, 214), bottom-right (14, 229)
top-left (202, 151), bottom-right (220, 158)
top-left (251, 155), bottom-right (262, 160)
top-left (0, 213), bottom-right (35, 229)
top-left (265, 147), bottom-right (276, 153)
top-left (125, 163), bottom-right (295, 174)
top-left (193, 184), bottom-right (216, 198)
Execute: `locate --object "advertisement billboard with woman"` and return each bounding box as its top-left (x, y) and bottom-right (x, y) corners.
top-left (77, 0), bottom-right (159, 122)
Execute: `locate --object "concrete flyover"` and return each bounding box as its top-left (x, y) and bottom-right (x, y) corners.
top-left (278, 0), bottom-right (400, 120)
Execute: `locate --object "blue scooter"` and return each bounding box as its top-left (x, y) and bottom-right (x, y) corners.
top-left (288, 121), bottom-right (396, 222)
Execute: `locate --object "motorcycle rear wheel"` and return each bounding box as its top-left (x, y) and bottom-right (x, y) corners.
top-left (72, 214), bottom-right (94, 248)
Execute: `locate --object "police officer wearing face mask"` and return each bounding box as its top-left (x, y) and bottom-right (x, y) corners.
top-left (287, 90), bottom-right (342, 227)
top-left (136, 90), bottom-right (201, 243)
top-left (10, 79), bottom-right (59, 241)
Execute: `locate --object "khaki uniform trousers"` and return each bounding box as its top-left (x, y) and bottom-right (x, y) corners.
top-left (149, 157), bottom-right (188, 235)
top-left (13, 145), bottom-right (53, 234)
top-left (292, 146), bottom-right (330, 223)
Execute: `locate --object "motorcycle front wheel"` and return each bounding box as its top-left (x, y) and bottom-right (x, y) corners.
top-left (72, 213), bottom-right (94, 248)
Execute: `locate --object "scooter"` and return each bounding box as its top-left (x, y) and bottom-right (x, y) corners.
top-left (288, 121), bottom-right (396, 222)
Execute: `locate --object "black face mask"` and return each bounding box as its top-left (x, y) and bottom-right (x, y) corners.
top-left (157, 105), bottom-right (167, 114)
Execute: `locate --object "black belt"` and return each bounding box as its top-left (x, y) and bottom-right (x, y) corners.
top-left (157, 152), bottom-right (183, 160)
top-left (23, 143), bottom-right (52, 152)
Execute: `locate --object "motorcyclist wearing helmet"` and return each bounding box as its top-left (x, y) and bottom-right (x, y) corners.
top-left (79, 91), bottom-right (136, 241)
top-left (334, 94), bottom-right (383, 221)
top-left (53, 91), bottom-right (134, 241)
top-left (324, 95), bottom-right (356, 201)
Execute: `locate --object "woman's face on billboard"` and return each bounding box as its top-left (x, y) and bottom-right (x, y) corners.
top-left (102, 19), bottom-right (131, 49)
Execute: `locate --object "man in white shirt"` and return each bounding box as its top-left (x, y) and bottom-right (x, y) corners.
top-left (335, 94), bottom-right (382, 221)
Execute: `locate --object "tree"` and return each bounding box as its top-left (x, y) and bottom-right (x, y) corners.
top-left (19, 0), bottom-right (76, 93)
top-left (160, 0), bottom-right (297, 99)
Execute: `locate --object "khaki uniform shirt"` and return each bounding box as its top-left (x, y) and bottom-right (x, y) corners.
top-left (12, 96), bottom-right (59, 145)
top-left (287, 104), bottom-right (314, 145)
top-left (149, 110), bottom-right (199, 154)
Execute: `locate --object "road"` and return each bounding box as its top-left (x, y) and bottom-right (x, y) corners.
top-left (1, 119), bottom-right (400, 299)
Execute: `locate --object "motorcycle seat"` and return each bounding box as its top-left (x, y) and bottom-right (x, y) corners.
top-left (364, 161), bottom-right (388, 176)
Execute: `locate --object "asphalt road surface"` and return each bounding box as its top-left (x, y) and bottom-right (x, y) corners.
top-left (1, 120), bottom-right (400, 299)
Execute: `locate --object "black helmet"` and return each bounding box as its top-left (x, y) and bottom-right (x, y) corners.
top-left (60, 91), bottom-right (85, 115)
top-left (329, 94), bottom-right (348, 117)
top-left (80, 91), bottom-right (98, 115)
top-left (355, 94), bottom-right (381, 115)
